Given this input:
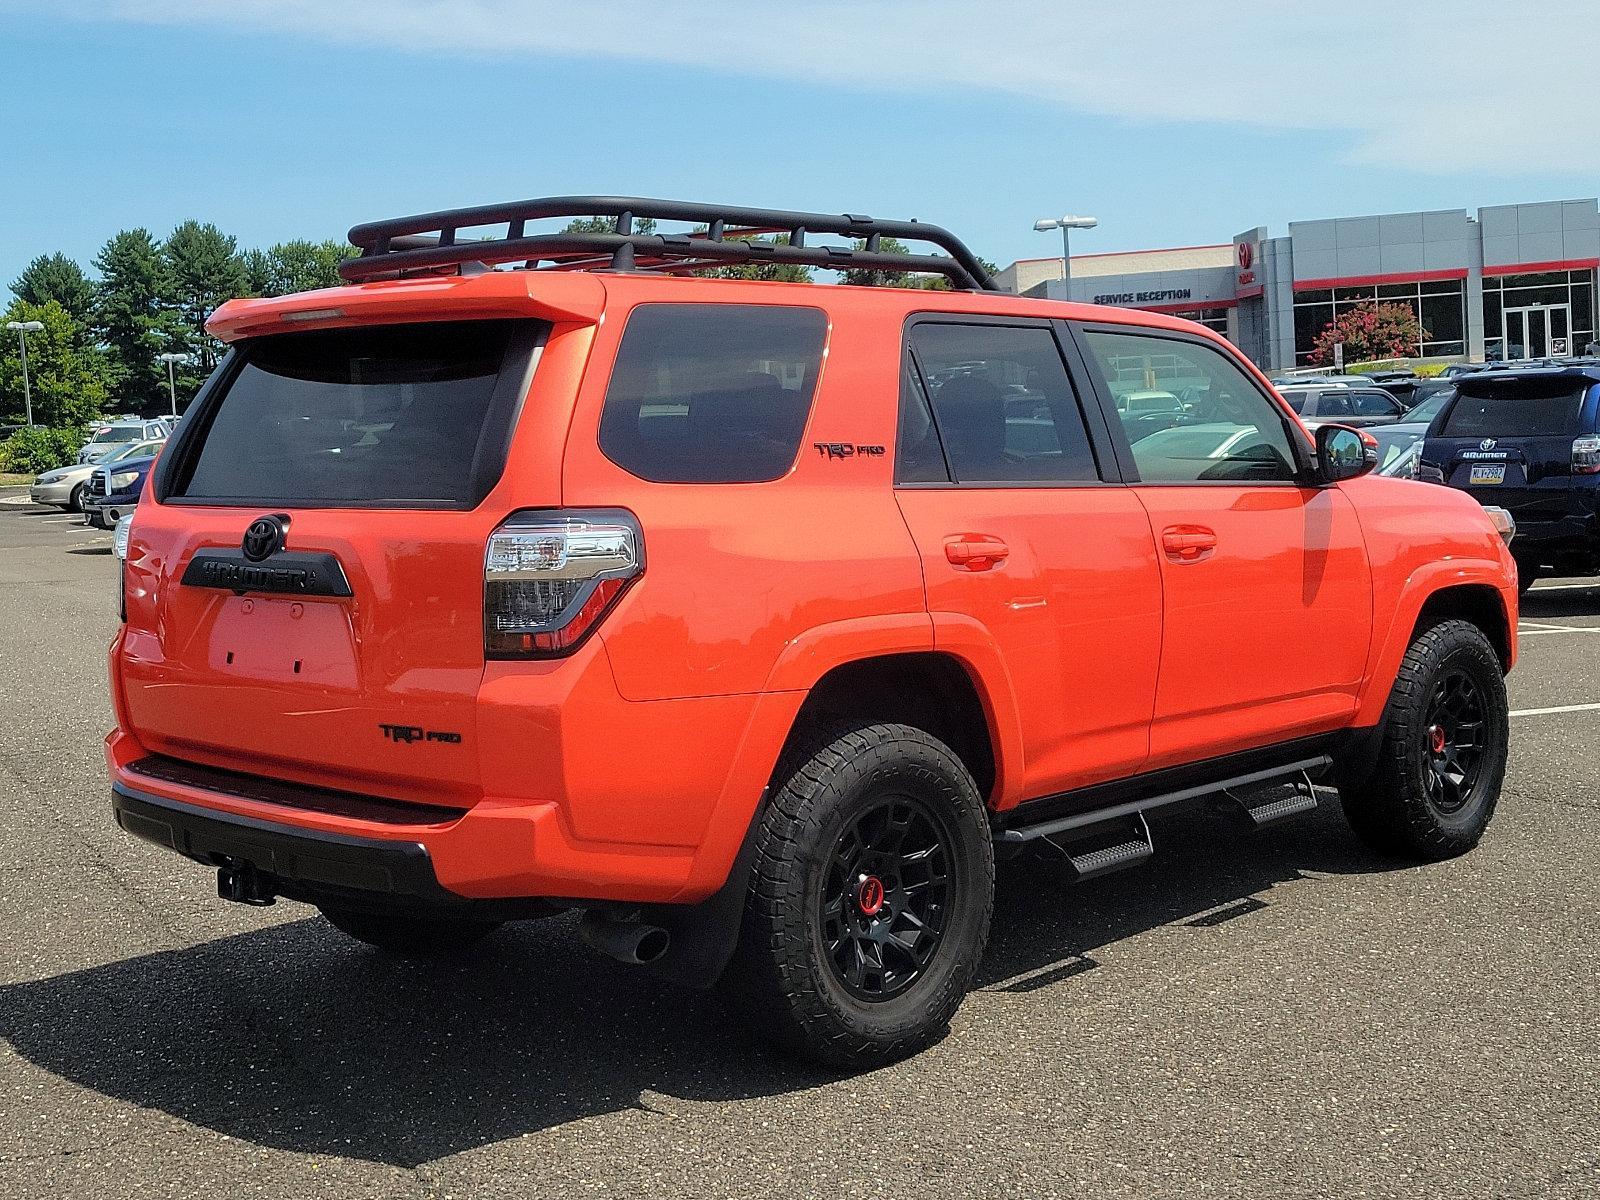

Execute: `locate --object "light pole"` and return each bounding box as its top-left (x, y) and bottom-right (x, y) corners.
top-left (5, 319), bottom-right (45, 426)
top-left (157, 352), bottom-right (189, 417)
top-left (1032, 215), bottom-right (1099, 297)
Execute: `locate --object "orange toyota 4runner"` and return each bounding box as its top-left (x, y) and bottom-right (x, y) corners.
top-left (108, 197), bottom-right (1518, 1066)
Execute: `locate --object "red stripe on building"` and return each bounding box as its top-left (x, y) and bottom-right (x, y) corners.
top-left (1481, 258), bottom-right (1599, 277)
top-left (1293, 268), bottom-right (1468, 291)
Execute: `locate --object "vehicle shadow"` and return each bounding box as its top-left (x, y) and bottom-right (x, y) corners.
top-left (0, 798), bottom-right (1404, 1167)
top-left (1520, 586), bottom-right (1600, 619)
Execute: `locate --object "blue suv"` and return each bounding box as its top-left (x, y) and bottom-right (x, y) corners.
top-left (1422, 363), bottom-right (1600, 590)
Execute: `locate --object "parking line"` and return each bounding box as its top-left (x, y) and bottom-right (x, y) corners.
top-left (1517, 626), bottom-right (1600, 636)
top-left (1528, 582), bottom-right (1600, 592)
top-left (1511, 702), bottom-right (1600, 718)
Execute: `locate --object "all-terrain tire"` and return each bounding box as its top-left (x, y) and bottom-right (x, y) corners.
top-left (319, 907), bottom-right (502, 958)
top-left (1338, 619), bottom-right (1509, 861)
top-left (728, 722), bottom-right (994, 1069)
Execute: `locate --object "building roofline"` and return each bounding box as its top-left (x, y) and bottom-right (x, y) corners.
top-left (1008, 243), bottom-right (1233, 265)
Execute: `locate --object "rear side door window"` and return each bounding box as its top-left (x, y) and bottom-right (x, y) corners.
top-left (1080, 329), bottom-right (1300, 483)
top-left (598, 303), bottom-right (827, 484)
top-left (900, 322), bottom-right (1100, 484)
top-left (1352, 390), bottom-right (1404, 418)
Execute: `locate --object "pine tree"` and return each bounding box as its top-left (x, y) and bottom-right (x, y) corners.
top-left (93, 229), bottom-right (169, 410)
top-left (10, 253), bottom-right (95, 324)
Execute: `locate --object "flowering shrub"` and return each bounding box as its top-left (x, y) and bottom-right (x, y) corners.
top-left (1310, 303), bottom-right (1426, 366)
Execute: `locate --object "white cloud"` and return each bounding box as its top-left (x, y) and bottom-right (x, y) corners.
top-left (26, 0), bottom-right (1600, 173)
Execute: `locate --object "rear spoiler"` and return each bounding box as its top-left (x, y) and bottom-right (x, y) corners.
top-left (206, 270), bottom-right (607, 343)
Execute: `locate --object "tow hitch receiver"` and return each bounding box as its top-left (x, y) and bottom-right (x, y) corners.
top-left (217, 860), bottom-right (277, 906)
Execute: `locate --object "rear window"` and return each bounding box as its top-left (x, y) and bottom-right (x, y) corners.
top-left (598, 304), bottom-right (827, 484)
top-left (172, 320), bottom-right (531, 505)
top-left (1440, 380), bottom-right (1589, 438)
top-left (93, 425), bottom-right (143, 443)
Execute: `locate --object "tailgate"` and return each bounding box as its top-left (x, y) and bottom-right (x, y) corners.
top-left (118, 317), bottom-right (551, 808)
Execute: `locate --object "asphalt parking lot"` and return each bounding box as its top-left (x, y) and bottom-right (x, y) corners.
top-left (1, 498), bottom-right (1596, 1200)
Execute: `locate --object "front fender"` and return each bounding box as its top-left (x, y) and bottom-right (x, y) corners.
top-left (1353, 557), bottom-right (1517, 728)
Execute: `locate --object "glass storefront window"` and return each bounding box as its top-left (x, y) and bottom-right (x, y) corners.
top-left (1293, 277), bottom-right (1466, 363)
top-left (1483, 269), bottom-right (1597, 360)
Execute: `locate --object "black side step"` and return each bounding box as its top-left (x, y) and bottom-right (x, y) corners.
top-left (997, 755), bottom-right (1332, 848)
top-left (1040, 813), bottom-right (1154, 881)
top-left (1222, 771), bottom-right (1321, 828)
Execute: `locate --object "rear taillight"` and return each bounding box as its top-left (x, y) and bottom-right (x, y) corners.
top-left (484, 509), bottom-right (643, 659)
top-left (1573, 435), bottom-right (1600, 475)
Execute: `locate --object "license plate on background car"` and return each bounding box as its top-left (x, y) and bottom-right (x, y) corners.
top-left (1469, 465), bottom-right (1506, 485)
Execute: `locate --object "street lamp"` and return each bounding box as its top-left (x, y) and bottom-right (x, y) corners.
top-left (1032, 214), bottom-right (1099, 296)
top-left (5, 319), bottom-right (45, 426)
top-left (156, 352), bottom-right (189, 416)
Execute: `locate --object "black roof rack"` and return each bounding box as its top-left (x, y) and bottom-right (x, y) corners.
top-left (339, 195), bottom-right (997, 291)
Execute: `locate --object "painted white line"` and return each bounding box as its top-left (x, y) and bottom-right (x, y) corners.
top-left (1511, 702), bottom-right (1600, 718)
top-left (1518, 626), bottom-right (1600, 636)
top-left (1518, 620), bottom-right (1579, 631)
top-left (1528, 582), bottom-right (1600, 592)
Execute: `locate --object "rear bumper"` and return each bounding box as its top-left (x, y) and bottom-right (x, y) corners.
top-left (103, 727), bottom-right (736, 906)
top-left (112, 781), bottom-right (464, 910)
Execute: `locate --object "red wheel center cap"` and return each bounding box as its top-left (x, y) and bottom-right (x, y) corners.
top-left (856, 875), bottom-right (886, 917)
top-left (1428, 724), bottom-right (1447, 754)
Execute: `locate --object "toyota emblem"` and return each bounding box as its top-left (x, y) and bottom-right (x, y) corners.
top-left (1479, 437), bottom-right (1497, 452)
top-left (241, 514), bottom-right (288, 562)
top-left (1237, 242), bottom-right (1254, 270)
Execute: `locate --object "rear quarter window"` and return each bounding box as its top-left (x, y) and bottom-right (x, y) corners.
top-left (597, 304), bottom-right (827, 484)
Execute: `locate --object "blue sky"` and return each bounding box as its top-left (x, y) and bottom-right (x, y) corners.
top-left (2, 1), bottom-right (1595, 290)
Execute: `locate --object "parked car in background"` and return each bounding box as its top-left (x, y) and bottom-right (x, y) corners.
top-left (77, 419), bottom-right (170, 465)
top-left (31, 437), bottom-right (166, 511)
top-left (1422, 362), bottom-right (1600, 590)
top-left (1279, 383), bottom-right (1408, 426)
top-left (83, 451), bottom-right (158, 528)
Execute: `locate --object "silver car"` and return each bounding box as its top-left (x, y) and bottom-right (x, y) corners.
top-left (32, 438), bottom-right (166, 510)
top-left (76, 419), bottom-right (170, 465)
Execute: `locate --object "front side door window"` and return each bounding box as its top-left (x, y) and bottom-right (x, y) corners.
top-left (1076, 326), bottom-right (1372, 767)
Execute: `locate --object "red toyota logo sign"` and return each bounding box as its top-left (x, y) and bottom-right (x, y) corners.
top-left (1237, 242), bottom-right (1254, 270)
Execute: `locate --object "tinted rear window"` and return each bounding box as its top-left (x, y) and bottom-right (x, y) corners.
top-left (598, 304), bottom-right (827, 483)
top-left (174, 321), bottom-right (528, 505)
top-left (1440, 380), bottom-right (1588, 438)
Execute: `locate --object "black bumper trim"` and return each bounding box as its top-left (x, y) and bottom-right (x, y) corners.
top-left (112, 782), bottom-right (457, 906)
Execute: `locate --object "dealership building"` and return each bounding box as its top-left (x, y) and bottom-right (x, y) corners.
top-left (995, 198), bottom-right (1600, 371)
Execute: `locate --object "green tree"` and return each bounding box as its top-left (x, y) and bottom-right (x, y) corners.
top-left (164, 221), bottom-right (247, 372)
top-left (839, 237), bottom-right (996, 289)
top-left (561, 216), bottom-right (658, 236)
top-left (10, 253), bottom-right (95, 324)
top-left (0, 299), bottom-right (111, 428)
top-left (93, 228), bottom-right (170, 409)
top-left (242, 239), bottom-right (356, 297)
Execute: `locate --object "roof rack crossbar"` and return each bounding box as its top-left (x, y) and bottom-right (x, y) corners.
top-left (340, 195), bottom-right (997, 290)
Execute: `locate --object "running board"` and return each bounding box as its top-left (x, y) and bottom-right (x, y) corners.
top-left (1222, 771), bottom-right (1321, 828)
top-left (997, 755), bottom-right (1333, 848)
top-left (1039, 813), bottom-right (1154, 881)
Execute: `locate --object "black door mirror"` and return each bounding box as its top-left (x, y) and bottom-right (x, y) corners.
top-left (1316, 423), bottom-right (1378, 483)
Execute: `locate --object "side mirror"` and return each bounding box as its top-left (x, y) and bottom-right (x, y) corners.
top-left (1316, 423), bottom-right (1379, 483)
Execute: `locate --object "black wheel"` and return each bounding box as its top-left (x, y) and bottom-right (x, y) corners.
top-left (68, 483), bottom-right (85, 513)
top-left (318, 906), bottom-right (501, 958)
top-left (1337, 619), bottom-right (1509, 860)
top-left (729, 723), bottom-right (994, 1068)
